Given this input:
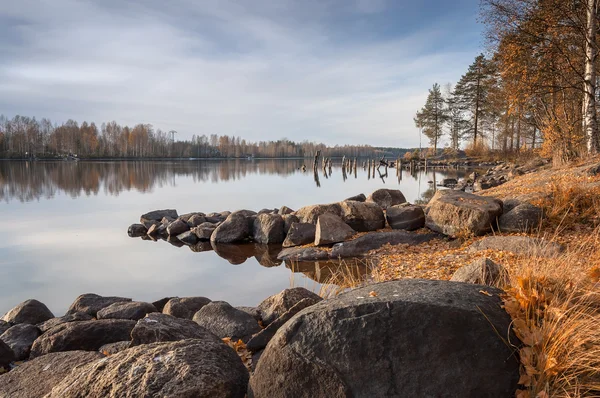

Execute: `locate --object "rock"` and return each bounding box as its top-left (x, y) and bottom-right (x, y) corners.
top-left (166, 219), bottom-right (189, 236)
top-left (163, 297), bottom-right (212, 319)
top-left (1, 324), bottom-right (40, 360)
top-left (193, 222), bottom-right (217, 240)
top-left (192, 301), bottom-right (261, 342)
top-left (146, 223), bottom-right (161, 236)
top-left (152, 297), bottom-right (175, 313)
top-left (425, 190), bottom-right (503, 237)
top-left (442, 178), bottom-right (458, 187)
top-left (253, 213), bottom-right (285, 244)
top-left (187, 213), bottom-right (206, 227)
top-left (140, 209), bottom-right (178, 224)
top-left (257, 208), bottom-right (275, 215)
top-left (586, 162), bottom-right (600, 176)
top-left (30, 319), bottom-right (136, 358)
top-left (46, 339), bottom-right (249, 398)
top-left (0, 320), bottom-right (10, 335)
top-left (127, 223), bottom-right (147, 237)
top-left (344, 193), bottom-right (366, 202)
top-left (282, 222), bottom-right (316, 248)
top-left (339, 200), bottom-right (385, 232)
top-left (38, 312), bottom-right (93, 333)
top-left (278, 206), bottom-right (295, 215)
top-left (314, 213), bottom-right (356, 246)
top-left (386, 205), bottom-right (425, 231)
top-left (282, 214), bottom-right (299, 234)
top-left (211, 212), bottom-right (252, 243)
top-left (468, 236), bottom-right (564, 257)
top-left (473, 180), bottom-right (493, 191)
top-left (212, 242), bottom-right (256, 265)
top-left (176, 230), bottom-right (198, 245)
top-left (140, 219), bottom-right (159, 229)
top-left (502, 198), bottom-right (523, 213)
top-left (66, 294), bottom-right (131, 317)
top-left (498, 203), bottom-right (543, 232)
top-left (451, 257), bottom-right (508, 286)
top-left (366, 188), bottom-right (407, 209)
top-left (294, 203), bottom-right (343, 224)
top-left (249, 280), bottom-right (519, 398)
top-left (97, 301), bottom-right (158, 321)
top-left (247, 298), bottom-right (316, 353)
top-left (253, 244), bottom-right (283, 267)
top-left (236, 306), bottom-right (262, 322)
top-left (0, 340), bottom-right (15, 368)
top-left (2, 299), bottom-right (54, 325)
top-left (331, 230), bottom-right (438, 258)
top-left (130, 313), bottom-right (221, 346)
top-left (98, 341), bottom-right (130, 355)
top-left (257, 287), bottom-right (322, 326)
top-left (0, 351), bottom-right (103, 398)
top-left (277, 246), bottom-right (331, 262)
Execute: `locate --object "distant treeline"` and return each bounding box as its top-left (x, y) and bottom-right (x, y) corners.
top-left (0, 115), bottom-right (411, 159)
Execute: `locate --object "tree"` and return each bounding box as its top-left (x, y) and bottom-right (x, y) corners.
top-left (414, 83), bottom-right (449, 155)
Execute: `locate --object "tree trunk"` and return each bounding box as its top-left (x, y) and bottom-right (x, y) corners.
top-left (584, 0), bottom-right (599, 153)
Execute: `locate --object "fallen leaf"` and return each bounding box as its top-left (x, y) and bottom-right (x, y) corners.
top-left (369, 291), bottom-right (378, 297)
top-left (479, 290), bottom-right (493, 296)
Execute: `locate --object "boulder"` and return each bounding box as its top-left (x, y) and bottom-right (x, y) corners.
top-left (1, 324), bottom-right (40, 360)
top-left (140, 219), bottom-right (159, 229)
top-left (187, 213), bottom-right (206, 227)
top-left (46, 339), bottom-right (249, 398)
top-left (282, 222), bottom-right (316, 248)
top-left (176, 230), bottom-right (198, 245)
top-left (331, 230), bottom-right (438, 258)
top-left (0, 351), bottom-right (103, 398)
top-left (498, 203), bottom-right (542, 232)
top-left (236, 306), bottom-right (262, 322)
top-left (282, 214), bottom-right (299, 234)
top-left (0, 320), bottom-right (10, 335)
top-left (152, 297), bottom-right (175, 313)
top-left (249, 280), bottom-right (519, 397)
top-left (257, 287), bottom-right (322, 326)
top-left (140, 209), bottom-right (178, 224)
top-left (2, 299), bottom-right (54, 325)
top-left (192, 301), bottom-right (261, 342)
top-left (127, 223), bottom-right (147, 237)
top-left (314, 213), bottom-right (356, 246)
top-left (339, 200), bottom-right (385, 232)
top-left (253, 213), bottom-right (285, 244)
top-left (98, 341), bottom-right (130, 355)
top-left (502, 198), bottom-right (523, 213)
top-left (442, 178), bottom-right (458, 187)
top-left (277, 246), bottom-right (330, 262)
top-left (425, 190), bottom-right (503, 237)
top-left (66, 294), bottom-right (131, 317)
top-left (38, 312), bottom-right (93, 333)
top-left (30, 319), bottom-right (136, 358)
top-left (386, 205), bottom-right (425, 231)
top-left (211, 213), bottom-right (252, 243)
top-left (97, 301), bottom-right (158, 321)
top-left (294, 203), bottom-right (343, 224)
top-left (130, 313), bottom-right (221, 346)
top-left (344, 193), bottom-right (366, 202)
top-left (167, 219), bottom-right (189, 236)
top-left (0, 339), bottom-right (14, 368)
top-left (451, 257), bottom-right (508, 286)
top-left (468, 236), bottom-right (564, 257)
top-left (278, 206), bottom-right (295, 215)
top-left (162, 297), bottom-right (212, 319)
top-left (366, 188), bottom-right (407, 209)
top-left (193, 223), bottom-right (217, 240)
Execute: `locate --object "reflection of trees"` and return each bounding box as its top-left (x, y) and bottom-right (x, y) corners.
top-left (0, 160), bottom-right (304, 203)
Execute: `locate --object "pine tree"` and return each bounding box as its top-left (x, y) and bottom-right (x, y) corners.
top-left (414, 83), bottom-right (449, 155)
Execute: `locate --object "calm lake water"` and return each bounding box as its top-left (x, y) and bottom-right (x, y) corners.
top-left (0, 159), bottom-right (467, 315)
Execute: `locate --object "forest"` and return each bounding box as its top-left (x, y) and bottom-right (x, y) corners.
top-left (0, 115), bottom-right (407, 160)
top-left (415, 0), bottom-right (600, 165)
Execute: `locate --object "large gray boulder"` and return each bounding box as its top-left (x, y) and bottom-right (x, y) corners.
top-left (2, 299), bottom-right (54, 325)
top-left (0, 340), bottom-right (14, 368)
top-left (162, 297), bottom-right (211, 319)
top-left (192, 301), bottom-right (261, 342)
top-left (193, 222), bottom-right (217, 240)
top-left (253, 213), bottom-right (285, 244)
top-left (425, 190), bottom-right (503, 237)
top-left (386, 205), bottom-right (425, 231)
top-left (282, 214), bottom-right (299, 234)
top-left (38, 312), bottom-right (93, 333)
top-left (30, 319), bottom-right (136, 358)
top-left (0, 323), bottom-right (40, 360)
top-left (282, 222), bottom-right (316, 248)
top-left (0, 351), bottom-right (103, 398)
top-left (294, 203), bottom-right (343, 224)
top-left (66, 294), bottom-right (131, 317)
top-left (498, 203), bottom-right (542, 232)
top-left (187, 213), bottom-right (206, 227)
top-left (98, 341), bottom-right (130, 355)
top-left (140, 209), bottom-right (178, 224)
top-left (331, 230), bottom-right (438, 258)
top-left (0, 320), bottom-right (10, 335)
top-left (366, 188), bottom-right (407, 209)
top-left (46, 339), bottom-right (249, 398)
top-left (97, 301), bottom-right (158, 321)
top-left (339, 200), bottom-right (385, 232)
top-left (257, 287), bottom-right (322, 326)
top-left (249, 280), bottom-right (519, 397)
top-left (130, 313), bottom-right (221, 346)
top-left (468, 236), bottom-right (564, 257)
top-left (210, 213), bottom-right (252, 243)
top-left (314, 213), bottom-right (356, 246)
top-left (451, 258), bottom-right (508, 286)
top-left (166, 219), bottom-right (189, 236)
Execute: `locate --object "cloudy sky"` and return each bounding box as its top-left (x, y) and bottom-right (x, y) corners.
top-left (0, 0), bottom-right (483, 147)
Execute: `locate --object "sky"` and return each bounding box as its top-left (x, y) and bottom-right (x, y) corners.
top-left (0, 0), bottom-right (484, 147)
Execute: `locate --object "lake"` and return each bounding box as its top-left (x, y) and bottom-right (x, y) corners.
top-left (0, 159), bottom-right (468, 315)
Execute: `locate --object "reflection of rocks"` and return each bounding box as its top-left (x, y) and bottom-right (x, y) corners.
top-left (189, 241), bottom-right (213, 253)
top-left (277, 246), bottom-right (330, 262)
top-left (211, 242), bottom-right (257, 265)
top-left (286, 260), bottom-right (369, 284)
top-left (254, 244), bottom-right (283, 267)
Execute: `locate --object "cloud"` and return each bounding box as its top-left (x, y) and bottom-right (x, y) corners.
top-left (0, 0), bottom-right (482, 147)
